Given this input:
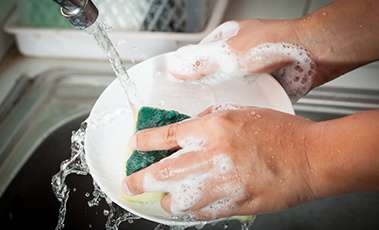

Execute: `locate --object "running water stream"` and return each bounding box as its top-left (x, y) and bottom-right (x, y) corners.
top-left (86, 20), bottom-right (139, 113)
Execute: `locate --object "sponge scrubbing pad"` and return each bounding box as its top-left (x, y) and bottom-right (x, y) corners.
top-left (126, 106), bottom-right (190, 176)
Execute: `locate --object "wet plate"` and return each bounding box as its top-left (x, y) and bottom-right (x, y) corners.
top-left (84, 53), bottom-right (294, 226)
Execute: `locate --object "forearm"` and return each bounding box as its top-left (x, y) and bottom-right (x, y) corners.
top-left (308, 110), bottom-right (379, 198)
top-left (296, 0), bottom-right (379, 88)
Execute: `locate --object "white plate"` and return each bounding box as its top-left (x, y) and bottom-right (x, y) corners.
top-left (84, 53), bottom-right (294, 226)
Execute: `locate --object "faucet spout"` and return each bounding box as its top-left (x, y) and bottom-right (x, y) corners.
top-left (53, 0), bottom-right (98, 29)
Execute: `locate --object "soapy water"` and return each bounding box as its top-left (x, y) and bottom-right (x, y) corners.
top-left (247, 42), bottom-right (315, 101)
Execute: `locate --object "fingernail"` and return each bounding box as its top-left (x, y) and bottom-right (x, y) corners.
top-left (123, 178), bottom-right (135, 196)
top-left (129, 135), bottom-right (137, 149)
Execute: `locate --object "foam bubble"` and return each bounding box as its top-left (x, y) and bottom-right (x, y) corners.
top-left (200, 21), bottom-right (240, 44)
top-left (177, 137), bottom-right (206, 151)
top-left (142, 154), bottom-right (245, 218)
top-left (212, 104), bottom-right (241, 112)
top-left (167, 41), bottom-right (315, 101)
top-left (159, 137), bottom-right (206, 163)
top-left (246, 42), bottom-right (316, 101)
top-left (166, 41), bottom-right (244, 85)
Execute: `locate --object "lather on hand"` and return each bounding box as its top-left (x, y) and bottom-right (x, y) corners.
top-left (125, 106), bottom-right (318, 219)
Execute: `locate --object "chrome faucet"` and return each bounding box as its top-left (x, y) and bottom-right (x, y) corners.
top-left (53, 0), bottom-right (98, 29)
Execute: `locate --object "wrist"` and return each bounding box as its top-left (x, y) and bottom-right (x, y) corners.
top-left (304, 118), bottom-right (368, 199)
top-left (292, 17), bottom-right (335, 89)
top-left (303, 121), bottom-right (341, 199)
top-left (293, 0), bottom-right (379, 88)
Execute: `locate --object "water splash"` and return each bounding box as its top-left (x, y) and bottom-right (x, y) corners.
top-left (51, 122), bottom-right (89, 230)
top-left (241, 221), bottom-right (255, 230)
top-left (51, 122), bottom-right (140, 230)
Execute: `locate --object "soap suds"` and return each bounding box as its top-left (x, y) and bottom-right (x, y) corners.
top-left (199, 198), bottom-right (234, 219)
top-left (200, 21), bottom-right (240, 44)
top-left (141, 154), bottom-right (246, 217)
top-left (246, 42), bottom-right (316, 101)
top-left (212, 104), bottom-right (241, 112)
top-left (167, 22), bottom-right (316, 102)
top-left (177, 137), bottom-right (206, 151)
top-left (166, 41), bottom-right (244, 85)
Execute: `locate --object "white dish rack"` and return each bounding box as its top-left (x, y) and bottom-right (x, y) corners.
top-left (4, 0), bottom-right (228, 61)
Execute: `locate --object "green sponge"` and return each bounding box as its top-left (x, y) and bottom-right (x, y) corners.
top-left (126, 106), bottom-right (190, 176)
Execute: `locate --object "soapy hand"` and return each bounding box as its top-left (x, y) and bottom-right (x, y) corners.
top-left (166, 20), bottom-right (317, 101)
top-left (124, 106), bottom-right (317, 220)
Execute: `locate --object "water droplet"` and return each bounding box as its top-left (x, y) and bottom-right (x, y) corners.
top-left (51, 122), bottom-right (140, 230)
top-left (103, 210), bottom-right (109, 216)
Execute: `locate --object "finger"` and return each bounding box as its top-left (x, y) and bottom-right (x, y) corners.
top-left (160, 193), bottom-right (172, 214)
top-left (197, 106), bottom-right (215, 117)
top-left (200, 21), bottom-right (240, 44)
top-left (124, 150), bottom-right (210, 195)
top-left (166, 45), bottom-right (219, 81)
top-left (159, 159), bottom-right (241, 214)
top-left (168, 20), bottom-right (240, 81)
top-left (154, 150), bottom-right (210, 181)
top-left (129, 118), bottom-right (202, 151)
top-left (160, 183), bottom-right (223, 215)
top-left (191, 201), bottom-right (236, 220)
top-left (184, 183), bottom-right (229, 212)
top-left (123, 169), bottom-right (168, 195)
top-left (198, 104), bottom-right (249, 118)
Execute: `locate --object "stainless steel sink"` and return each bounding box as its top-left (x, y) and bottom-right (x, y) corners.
top-left (0, 68), bottom-right (378, 229)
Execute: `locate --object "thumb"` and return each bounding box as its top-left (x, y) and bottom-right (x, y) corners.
top-left (166, 21), bottom-right (241, 81)
top-left (166, 41), bottom-right (241, 81)
top-left (165, 44), bottom-right (219, 81)
top-left (200, 21), bottom-right (240, 44)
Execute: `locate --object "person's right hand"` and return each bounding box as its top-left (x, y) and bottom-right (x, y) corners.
top-left (166, 20), bottom-right (317, 101)
top-left (124, 105), bottom-right (319, 219)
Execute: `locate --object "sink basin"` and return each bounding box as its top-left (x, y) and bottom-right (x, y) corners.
top-left (0, 68), bottom-right (378, 229)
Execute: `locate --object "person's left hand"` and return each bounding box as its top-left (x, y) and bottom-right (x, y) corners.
top-left (123, 106), bottom-right (319, 220)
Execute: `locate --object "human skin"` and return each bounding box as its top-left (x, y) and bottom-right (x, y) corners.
top-left (124, 0), bottom-right (379, 220)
